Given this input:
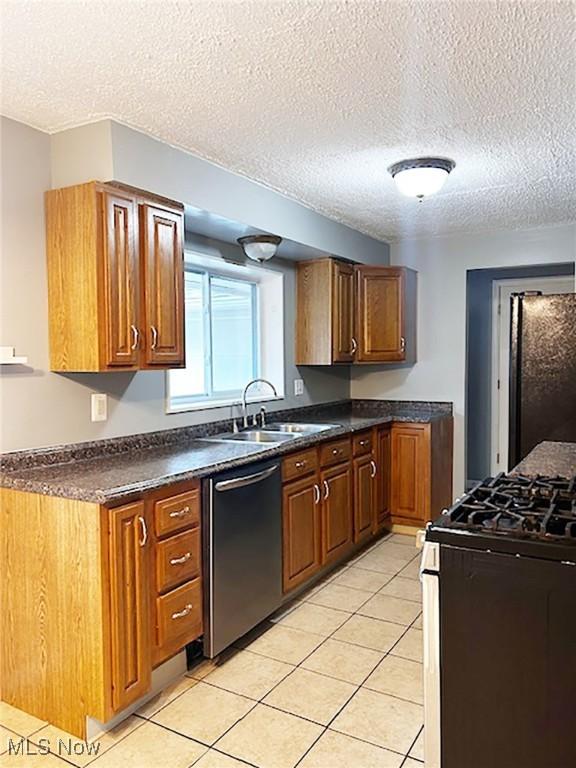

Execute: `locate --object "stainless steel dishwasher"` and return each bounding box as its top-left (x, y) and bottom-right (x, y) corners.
top-left (203, 459), bottom-right (283, 657)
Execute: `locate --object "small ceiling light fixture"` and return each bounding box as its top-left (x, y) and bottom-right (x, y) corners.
top-left (388, 157), bottom-right (455, 200)
top-left (237, 234), bottom-right (282, 262)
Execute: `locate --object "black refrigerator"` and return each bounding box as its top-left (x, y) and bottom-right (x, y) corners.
top-left (509, 292), bottom-right (576, 469)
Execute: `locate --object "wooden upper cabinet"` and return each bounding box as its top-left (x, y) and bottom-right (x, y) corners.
top-left (296, 258), bottom-right (416, 365)
top-left (102, 191), bottom-right (140, 367)
top-left (45, 181), bottom-right (185, 372)
top-left (141, 204), bottom-right (185, 367)
top-left (320, 461), bottom-right (353, 564)
top-left (282, 474), bottom-right (322, 592)
top-left (331, 261), bottom-right (355, 362)
top-left (108, 501), bottom-right (151, 712)
top-left (356, 266), bottom-right (416, 363)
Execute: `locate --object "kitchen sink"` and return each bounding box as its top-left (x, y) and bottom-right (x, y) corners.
top-left (207, 430), bottom-right (299, 444)
top-left (265, 422), bottom-right (340, 434)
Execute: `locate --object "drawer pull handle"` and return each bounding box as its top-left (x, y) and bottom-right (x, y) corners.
top-left (359, 439), bottom-right (369, 447)
top-left (323, 480), bottom-right (330, 500)
top-left (169, 506), bottom-right (191, 519)
top-left (332, 448), bottom-right (341, 456)
top-left (171, 603), bottom-right (193, 620)
top-left (295, 460), bottom-right (307, 469)
top-left (138, 515), bottom-right (148, 547)
top-left (313, 483), bottom-right (320, 505)
top-left (370, 460), bottom-right (377, 478)
top-left (170, 552), bottom-right (191, 566)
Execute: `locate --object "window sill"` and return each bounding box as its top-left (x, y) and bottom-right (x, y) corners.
top-left (166, 393), bottom-right (285, 415)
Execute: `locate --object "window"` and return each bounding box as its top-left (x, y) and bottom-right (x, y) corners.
top-left (167, 253), bottom-right (284, 412)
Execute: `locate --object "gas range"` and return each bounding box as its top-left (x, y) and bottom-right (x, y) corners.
top-left (425, 472), bottom-right (576, 562)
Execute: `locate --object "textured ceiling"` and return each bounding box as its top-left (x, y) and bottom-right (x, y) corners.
top-left (1, 0), bottom-right (575, 241)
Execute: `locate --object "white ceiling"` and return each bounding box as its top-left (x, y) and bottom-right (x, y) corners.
top-left (2, 0), bottom-right (575, 241)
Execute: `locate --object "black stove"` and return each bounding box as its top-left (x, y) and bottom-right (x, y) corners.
top-left (426, 472), bottom-right (576, 561)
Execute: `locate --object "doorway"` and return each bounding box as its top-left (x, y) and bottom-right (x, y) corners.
top-left (490, 275), bottom-right (574, 474)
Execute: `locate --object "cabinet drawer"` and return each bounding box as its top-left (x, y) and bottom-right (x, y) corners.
top-left (157, 579), bottom-right (203, 652)
top-left (155, 488), bottom-right (200, 538)
top-left (282, 449), bottom-right (318, 482)
top-left (353, 431), bottom-right (373, 456)
top-left (156, 529), bottom-right (201, 594)
top-left (320, 438), bottom-right (351, 468)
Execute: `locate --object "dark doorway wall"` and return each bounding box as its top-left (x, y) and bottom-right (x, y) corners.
top-left (465, 262), bottom-right (574, 486)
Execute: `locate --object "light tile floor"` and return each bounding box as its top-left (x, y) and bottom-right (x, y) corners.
top-left (0, 533), bottom-right (424, 768)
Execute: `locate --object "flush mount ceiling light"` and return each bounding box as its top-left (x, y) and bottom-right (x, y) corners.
top-left (388, 157), bottom-right (456, 200)
top-left (237, 234), bottom-right (282, 262)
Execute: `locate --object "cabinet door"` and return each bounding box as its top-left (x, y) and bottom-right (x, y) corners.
top-left (102, 192), bottom-right (139, 367)
top-left (321, 462), bottom-right (353, 564)
top-left (141, 204), bottom-right (185, 366)
top-left (391, 425), bottom-right (429, 523)
top-left (376, 427), bottom-right (391, 527)
top-left (356, 267), bottom-right (405, 362)
top-left (282, 475), bottom-right (322, 592)
top-left (108, 501), bottom-right (151, 711)
top-left (332, 261), bottom-right (355, 362)
top-left (353, 453), bottom-right (376, 543)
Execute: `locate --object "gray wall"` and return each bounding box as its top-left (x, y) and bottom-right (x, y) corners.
top-left (466, 262), bottom-right (575, 484)
top-left (0, 116), bottom-right (389, 453)
top-left (351, 223), bottom-right (576, 496)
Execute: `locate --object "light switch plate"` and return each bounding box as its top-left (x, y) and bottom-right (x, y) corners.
top-left (91, 393), bottom-right (108, 422)
top-left (294, 378), bottom-right (304, 396)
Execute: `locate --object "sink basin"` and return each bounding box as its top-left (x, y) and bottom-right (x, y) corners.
top-left (207, 430), bottom-right (298, 444)
top-left (264, 423), bottom-right (340, 434)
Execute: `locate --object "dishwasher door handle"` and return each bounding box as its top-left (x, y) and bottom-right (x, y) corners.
top-left (214, 464), bottom-right (279, 492)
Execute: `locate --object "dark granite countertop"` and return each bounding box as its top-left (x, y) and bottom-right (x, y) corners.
top-left (512, 441), bottom-right (576, 479)
top-left (0, 399), bottom-right (452, 504)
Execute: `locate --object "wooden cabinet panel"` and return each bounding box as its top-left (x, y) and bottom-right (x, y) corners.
top-left (154, 487), bottom-right (200, 538)
top-left (319, 438), bottom-right (351, 468)
top-left (376, 427), bottom-right (391, 528)
top-left (141, 204), bottom-right (185, 366)
top-left (353, 453), bottom-right (376, 543)
top-left (156, 528), bottom-right (201, 594)
top-left (101, 192), bottom-right (140, 367)
top-left (108, 501), bottom-right (151, 712)
top-left (282, 448), bottom-right (318, 482)
top-left (156, 579), bottom-right (203, 662)
top-left (282, 475), bottom-right (322, 592)
top-left (391, 425), bottom-right (429, 523)
top-left (332, 261), bottom-right (355, 362)
top-left (321, 462), bottom-right (353, 564)
top-left (356, 266), bottom-right (405, 362)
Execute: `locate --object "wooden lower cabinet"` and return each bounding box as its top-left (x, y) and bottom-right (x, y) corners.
top-left (390, 419), bottom-right (453, 526)
top-left (321, 462), bottom-right (353, 564)
top-left (353, 453), bottom-right (376, 543)
top-left (282, 474), bottom-right (322, 592)
top-left (376, 426), bottom-right (392, 529)
top-left (108, 501), bottom-right (152, 712)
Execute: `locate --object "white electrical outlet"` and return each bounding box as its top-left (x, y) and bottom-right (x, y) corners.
top-left (91, 393), bottom-right (108, 422)
top-left (294, 378), bottom-right (304, 396)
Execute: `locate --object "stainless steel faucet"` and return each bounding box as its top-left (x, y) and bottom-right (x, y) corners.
top-left (242, 378), bottom-right (278, 428)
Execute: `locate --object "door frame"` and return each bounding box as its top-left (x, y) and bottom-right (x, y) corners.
top-left (490, 275), bottom-right (574, 474)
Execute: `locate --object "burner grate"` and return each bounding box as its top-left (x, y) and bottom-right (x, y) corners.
top-left (446, 474), bottom-right (576, 542)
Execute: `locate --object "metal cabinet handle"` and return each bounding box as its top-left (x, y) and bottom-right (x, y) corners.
top-left (323, 480), bottom-right (330, 500)
top-left (359, 439), bottom-right (369, 447)
top-left (215, 465), bottom-right (279, 492)
top-left (295, 460), bottom-right (307, 469)
top-left (400, 336), bottom-right (406, 352)
top-left (170, 552), bottom-right (191, 566)
top-left (332, 448), bottom-right (342, 456)
top-left (370, 460), bottom-right (377, 478)
top-left (151, 325), bottom-right (158, 350)
top-left (171, 603), bottom-right (193, 620)
top-left (138, 515), bottom-right (148, 547)
top-left (169, 506), bottom-right (190, 519)
top-left (313, 483), bottom-right (320, 505)
top-left (130, 324), bottom-right (140, 350)
top-left (351, 336), bottom-right (358, 354)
